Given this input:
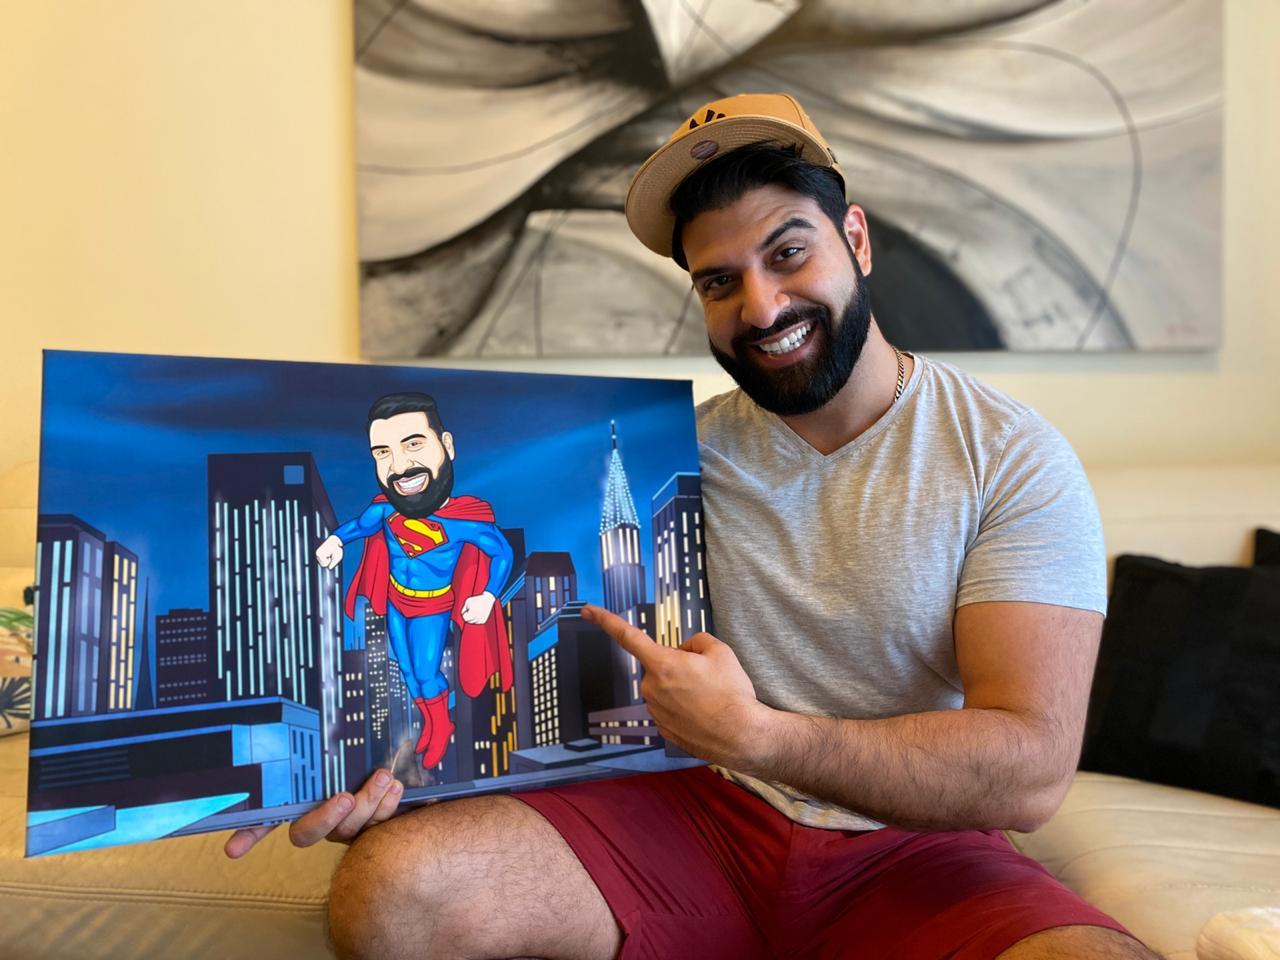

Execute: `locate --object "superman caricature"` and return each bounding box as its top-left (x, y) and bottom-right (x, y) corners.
top-left (316, 392), bottom-right (514, 770)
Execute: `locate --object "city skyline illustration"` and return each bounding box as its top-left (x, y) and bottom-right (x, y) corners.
top-left (28, 351), bottom-right (710, 856)
top-left (37, 351), bottom-right (696, 621)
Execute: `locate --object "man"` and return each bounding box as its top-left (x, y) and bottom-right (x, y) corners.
top-left (322, 391), bottom-right (514, 770)
top-left (227, 95), bottom-right (1155, 959)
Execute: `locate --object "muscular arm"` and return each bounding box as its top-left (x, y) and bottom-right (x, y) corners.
top-left (464, 522), bottom-right (513, 596)
top-left (736, 602), bottom-right (1102, 833)
top-left (333, 501), bottom-right (392, 543)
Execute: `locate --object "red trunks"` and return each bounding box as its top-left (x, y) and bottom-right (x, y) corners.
top-left (514, 765), bottom-right (1137, 960)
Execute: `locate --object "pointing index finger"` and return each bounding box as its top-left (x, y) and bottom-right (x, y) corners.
top-left (583, 604), bottom-right (663, 667)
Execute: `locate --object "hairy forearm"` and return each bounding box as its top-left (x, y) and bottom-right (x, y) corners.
top-left (737, 705), bottom-right (1073, 833)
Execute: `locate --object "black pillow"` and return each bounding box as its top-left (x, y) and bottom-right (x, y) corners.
top-left (1255, 527), bottom-right (1280, 566)
top-left (1081, 553), bottom-right (1280, 808)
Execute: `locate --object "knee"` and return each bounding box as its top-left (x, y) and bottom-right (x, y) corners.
top-left (327, 822), bottom-right (437, 960)
top-left (327, 830), bottom-right (389, 960)
top-left (325, 807), bottom-right (486, 960)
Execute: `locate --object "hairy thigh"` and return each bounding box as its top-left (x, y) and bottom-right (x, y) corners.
top-left (996, 925), bottom-right (1158, 959)
top-left (328, 794), bottom-right (620, 960)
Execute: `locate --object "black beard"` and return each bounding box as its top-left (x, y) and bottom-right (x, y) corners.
top-left (709, 257), bottom-right (873, 417)
top-left (379, 458), bottom-right (454, 519)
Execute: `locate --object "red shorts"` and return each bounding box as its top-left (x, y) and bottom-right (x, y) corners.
top-left (515, 765), bottom-right (1136, 960)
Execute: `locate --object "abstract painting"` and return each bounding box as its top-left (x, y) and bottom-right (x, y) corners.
top-left (355, 0), bottom-right (1222, 357)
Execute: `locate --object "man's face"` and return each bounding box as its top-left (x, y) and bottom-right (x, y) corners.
top-left (368, 411), bottom-right (456, 519)
top-left (682, 184), bottom-right (872, 417)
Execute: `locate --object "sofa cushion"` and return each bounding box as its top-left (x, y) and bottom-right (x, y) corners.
top-left (1009, 772), bottom-right (1280, 960)
top-left (1, 732), bottom-right (345, 960)
top-left (1082, 553), bottom-right (1280, 808)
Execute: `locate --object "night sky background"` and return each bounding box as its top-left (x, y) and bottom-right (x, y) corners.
top-left (37, 351), bottom-right (700, 648)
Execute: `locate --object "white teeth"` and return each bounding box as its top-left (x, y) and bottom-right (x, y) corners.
top-left (396, 474), bottom-right (427, 493)
top-left (758, 322), bottom-right (812, 356)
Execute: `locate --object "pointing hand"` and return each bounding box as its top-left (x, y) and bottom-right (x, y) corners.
top-left (582, 604), bottom-right (768, 772)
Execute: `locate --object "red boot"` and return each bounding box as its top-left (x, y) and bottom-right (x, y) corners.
top-left (420, 693), bottom-right (455, 769)
top-left (413, 697), bottom-right (433, 756)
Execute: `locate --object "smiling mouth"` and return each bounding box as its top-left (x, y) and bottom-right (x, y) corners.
top-left (393, 473), bottom-right (429, 495)
top-left (754, 322), bottom-right (814, 357)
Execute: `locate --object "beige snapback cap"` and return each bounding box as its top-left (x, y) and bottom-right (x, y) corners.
top-left (624, 93), bottom-right (842, 258)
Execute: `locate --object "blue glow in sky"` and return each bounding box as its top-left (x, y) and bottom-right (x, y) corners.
top-left (37, 351), bottom-right (701, 644)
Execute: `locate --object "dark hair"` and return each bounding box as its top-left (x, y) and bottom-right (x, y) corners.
top-left (669, 143), bottom-right (848, 269)
top-left (367, 392), bottom-right (445, 436)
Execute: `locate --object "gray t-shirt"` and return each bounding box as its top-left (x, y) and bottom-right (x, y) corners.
top-left (695, 354), bottom-right (1106, 830)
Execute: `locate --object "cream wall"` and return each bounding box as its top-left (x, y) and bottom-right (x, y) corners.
top-left (1, 0), bottom-right (1277, 492)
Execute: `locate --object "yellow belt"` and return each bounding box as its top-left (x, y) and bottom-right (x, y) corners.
top-left (390, 577), bottom-right (452, 599)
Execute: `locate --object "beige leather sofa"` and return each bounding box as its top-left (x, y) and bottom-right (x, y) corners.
top-left (3, 463), bottom-right (1279, 960)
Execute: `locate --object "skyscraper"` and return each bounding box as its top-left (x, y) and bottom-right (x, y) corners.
top-left (341, 644), bottom-right (369, 790)
top-left (155, 607), bottom-right (211, 707)
top-left (598, 423), bottom-right (652, 702)
top-left (97, 542), bottom-right (139, 712)
top-left (651, 472), bottom-right (714, 648)
top-left (493, 526), bottom-right (525, 762)
top-left (454, 672), bottom-right (517, 780)
top-left (527, 602), bottom-right (626, 748)
top-left (207, 452), bottom-right (347, 795)
top-left (133, 581), bottom-right (156, 711)
top-left (510, 551), bottom-right (576, 749)
top-left (385, 660), bottom-right (415, 775)
top-left (599, 422), bottom-right (647, 618)
top-left (425, 645), bottom-right (458, 782)
top-left (362, 602), bottom-right (392, 768)
top-left (34, 515), bottom-right (111, 718)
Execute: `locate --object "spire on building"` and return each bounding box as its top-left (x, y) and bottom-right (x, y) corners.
top-left (134, 579), bottom-right (156, 711)
top-left (597, 422), bottom-right (652, 697)
top-left (600, 424), bottom-right (640, 533)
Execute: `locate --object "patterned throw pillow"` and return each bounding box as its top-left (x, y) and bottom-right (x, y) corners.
top-left (0, 608), bottom-right (33, 737)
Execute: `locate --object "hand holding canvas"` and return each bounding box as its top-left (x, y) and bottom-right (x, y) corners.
top-left (582, 604), bottom-right (768, 770)
top-left (223, 767), bottom-right (404, 859)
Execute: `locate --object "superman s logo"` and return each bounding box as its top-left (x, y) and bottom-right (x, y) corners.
top-left (389, 514), bottom-right (448, 557)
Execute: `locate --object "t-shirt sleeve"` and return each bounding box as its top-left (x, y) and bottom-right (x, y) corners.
top-left (956, 410), bottom-right (1107, 614)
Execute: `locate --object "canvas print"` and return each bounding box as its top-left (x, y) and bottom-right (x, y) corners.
top-left (355, 0), bottom-right (1222, 357)
top-left (27, 351), bottom-right (709, 856)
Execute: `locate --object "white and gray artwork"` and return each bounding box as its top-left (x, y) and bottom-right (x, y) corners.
top-left (354, 0), bottom-right (1222, 357)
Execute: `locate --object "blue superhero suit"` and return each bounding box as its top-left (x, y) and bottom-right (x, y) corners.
top-left (336, 495), bottom-right (513, 703)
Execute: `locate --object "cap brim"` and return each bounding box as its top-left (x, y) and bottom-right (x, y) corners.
top-left (624, 116), bottom-right (835, 258)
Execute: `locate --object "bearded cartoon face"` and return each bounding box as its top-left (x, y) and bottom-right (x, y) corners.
top-left (369, 410), bottom-right (456, 519)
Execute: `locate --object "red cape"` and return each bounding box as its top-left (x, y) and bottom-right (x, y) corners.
top-left (343, 495), bottom-right (513, 698)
